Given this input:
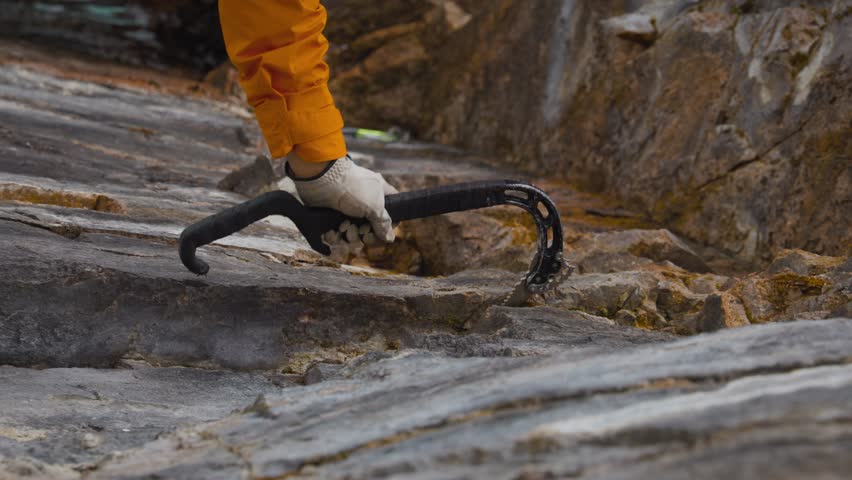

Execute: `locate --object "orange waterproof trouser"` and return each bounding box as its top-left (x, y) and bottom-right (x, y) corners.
top-left (218, 0), bottom-right (346, 162)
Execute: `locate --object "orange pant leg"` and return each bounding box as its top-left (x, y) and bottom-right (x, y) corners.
top-left (218, 0), bottom-right (346, 161)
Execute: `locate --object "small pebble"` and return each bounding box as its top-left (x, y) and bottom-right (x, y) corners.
top-left (81, 432), bottom-right (102, 450)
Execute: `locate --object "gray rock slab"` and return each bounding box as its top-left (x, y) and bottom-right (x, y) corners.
top-left (0, 65), bottom-right (251, 182)
top-left (0, 362), bottom-right (290, 467)
top-left (0, 218), bottom-right (519, 370)
top-left (83, 319), bottom-right (852, 479)
top-left (410, 306), bottom-right (676, 358)
top-left (0, 58), bottom-right (580, 376)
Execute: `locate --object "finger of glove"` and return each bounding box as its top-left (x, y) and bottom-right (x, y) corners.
top-left (367, 208), bottom-right (395, 243)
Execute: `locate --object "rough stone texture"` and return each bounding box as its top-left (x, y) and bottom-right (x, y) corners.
top-left (545, 247), bottom-right (849, 334)
top-left (0, 217), bottom-right (519, 371)
top-left (304, 362), bottom-right (344, 385)
top-left (767, 248), bottom-right (847, 276)
top-left (0, 45), bottom-right (679, 373)
top-left (404, 306), bottom-right (675, 359)
top-left (407, 207), bottom-right (538, 276)
top-left (698, 292), bottom-right (751, 332)
top-left (80, 319), bottom-right (852, 479)
top-left (1, 39), bottom-right (850, 479)
top-left (325, 0), bottom-right (479, 131)
top-left (0, 362), bottom-right (293, 467)
top-left (216, 155), bottom-right (277, 198)
top-left (731, 259), bottom-right (851, 323)
top-left (460, 306), bottom-right (675, 356)
top-left (0, 43), bottom-right (845, 350)
top-left (565, 229), bottom-right (711, 274)
top-left (324, 0), bottom-right (852, 262)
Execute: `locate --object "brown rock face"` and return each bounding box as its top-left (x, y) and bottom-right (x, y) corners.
top-left (325, 0), bottom-right (851, 261)
top-left (325, 0), bottom-right (477, 130)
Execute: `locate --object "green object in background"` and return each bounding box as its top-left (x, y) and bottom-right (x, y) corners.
top-left (343, 127), bottom-right (399, 143)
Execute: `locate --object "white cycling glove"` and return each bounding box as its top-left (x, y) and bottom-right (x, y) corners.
top-left (289, 156), bottom-right (398, 244)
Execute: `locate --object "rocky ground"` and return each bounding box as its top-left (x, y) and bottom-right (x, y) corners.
top-left (0, 40), bottom-right (850, 479)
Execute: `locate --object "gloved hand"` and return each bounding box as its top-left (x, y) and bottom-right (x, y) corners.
top-left (288, 155), bottom-right (398, 246)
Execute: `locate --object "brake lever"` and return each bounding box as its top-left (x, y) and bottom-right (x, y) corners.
top-left (179, 180), bottom-right (565, 291)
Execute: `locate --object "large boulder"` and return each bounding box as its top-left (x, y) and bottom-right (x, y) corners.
top-left (72, 318), bottom-right (852, 479)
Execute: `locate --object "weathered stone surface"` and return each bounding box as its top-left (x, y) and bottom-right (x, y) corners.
top-left (1, 37), bottom-right (850, 480)
top-left (216, 155), bottom-right (277, 198)
top-left (80, 319), bottom-right (852, 479)
top-left (698, 292), bottom-right (751, 332)
top-left (549, 244), bottom-right (848, 334)
top-left (732, 267), bottom-right (851, 323)
top-left (0, 52), bottom-right (528, 372)
top-left (551, 271), bottom-right (659, 318)
top-left (601, 12), bottom-right (659, 45)
top-left (565, 229), bottom-right (711, 274)
top-left (304, 362), bottom-right (344, 385)
top-left (767, 248), bottom-right (847, 276)
top-left (461, 306), bottom-right (675, 356)
top-left (0, 218), bottom-right (521, 370)
top-left (325, 0), bottom-right (852, 261)
top-left (407, 207), bottom-right (538, 276)
top-left (0, 362), bottom-right (291, 467)
top-left (325, 0), bottom-right (479, 131)
top-left (403, 306), bottom-right (675, 358)
top-left (0, 457), bottom-right (79, 480)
